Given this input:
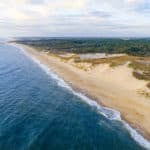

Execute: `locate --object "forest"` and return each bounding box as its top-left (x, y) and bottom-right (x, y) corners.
top-left (15, 38), bottom-right (150, 57)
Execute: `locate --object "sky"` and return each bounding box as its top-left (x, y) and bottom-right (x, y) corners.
top-left (0, 0), bottom-right (150, 37)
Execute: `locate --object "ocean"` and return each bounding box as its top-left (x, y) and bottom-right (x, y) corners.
top-left (0, 42), bottom-right (149, 150)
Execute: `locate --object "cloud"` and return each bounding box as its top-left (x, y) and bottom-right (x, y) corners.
top-left (0, 0), bottom-right (149, 37)
top-left (89, 10), bottom-right (111, 18)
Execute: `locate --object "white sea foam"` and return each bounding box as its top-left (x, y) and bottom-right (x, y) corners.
top-left (14, 44), bottom-right (150, 150)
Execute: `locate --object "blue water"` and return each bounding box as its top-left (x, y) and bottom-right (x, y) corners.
top-left (0, 43), bottom-right (148, 150)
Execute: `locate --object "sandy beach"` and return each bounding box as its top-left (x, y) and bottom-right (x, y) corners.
top-left (16, 44), bottom-right (150, 140)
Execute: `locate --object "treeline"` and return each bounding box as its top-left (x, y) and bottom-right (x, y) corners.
top-left (15, 38), bottom-right (150, 56)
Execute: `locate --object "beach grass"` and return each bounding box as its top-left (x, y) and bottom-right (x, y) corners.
top-left (54, 52), bottom-right (150, 83)
top-left (147, 83), bottom-right (150, 89)
top-left (74, 55), bottom-right (135, 66)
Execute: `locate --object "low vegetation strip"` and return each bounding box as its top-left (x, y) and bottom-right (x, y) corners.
top-left (13, 38), bottom-right (150, 56)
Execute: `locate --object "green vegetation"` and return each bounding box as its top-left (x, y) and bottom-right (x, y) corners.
top-left (14, 38), bottom-right (150, 56)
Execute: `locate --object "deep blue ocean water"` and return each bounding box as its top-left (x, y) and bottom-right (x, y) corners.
top-left (0, 42), bottom-right (148, 150)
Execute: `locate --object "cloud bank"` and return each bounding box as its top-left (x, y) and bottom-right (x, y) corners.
top-left (0, 0), bottom-right (150, 37)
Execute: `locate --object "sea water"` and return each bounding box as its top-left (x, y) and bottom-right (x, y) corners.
top-left (0, 42), bottom-right (149, 150)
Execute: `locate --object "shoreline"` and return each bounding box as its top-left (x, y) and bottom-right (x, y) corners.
top-left (13, 43), bottom-right (150, 148)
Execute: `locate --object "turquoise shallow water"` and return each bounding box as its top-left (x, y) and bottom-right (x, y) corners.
top-left (0, 43), bottom-right (148, 150)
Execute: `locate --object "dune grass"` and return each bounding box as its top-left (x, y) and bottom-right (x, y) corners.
top-left (129, 60), bottom-right (150, 72)
top-left (147, 83), bottom-right (150, 89)
top-left (128, 58), bottom-right (150, 84)
top-left (133, 71), bottom-right (150, 80)
top-left (30, 44), bottom-right (150, 88)
top-left (74, 55), bottom-right (136, 67)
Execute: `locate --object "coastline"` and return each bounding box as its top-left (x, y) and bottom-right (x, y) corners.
top-left (13, 43), bottom-right (150, 148)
